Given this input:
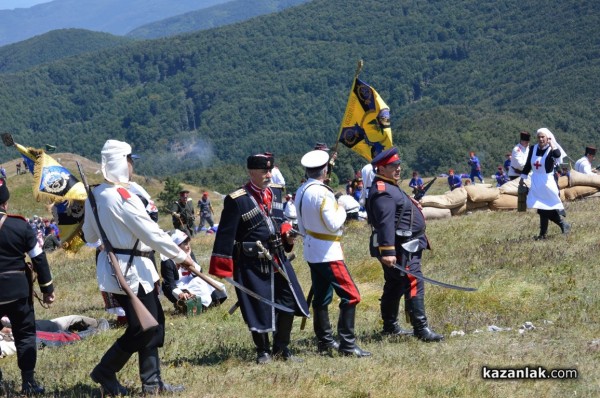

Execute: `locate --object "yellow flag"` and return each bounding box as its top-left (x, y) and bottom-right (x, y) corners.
top-left (338, 78), bottom-right (393, 161)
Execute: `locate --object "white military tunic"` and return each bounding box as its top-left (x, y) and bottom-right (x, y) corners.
top-left (295, 178), bottom-right (346, 263)
top-left (83, 183), bottom-right (187, 295)
top-left (574, 156), bottom-right (593, 174)
top-left (508, 143), bottom-right (529, 178)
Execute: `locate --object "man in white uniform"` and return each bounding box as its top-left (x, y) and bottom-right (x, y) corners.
top-left (295, 150), bottom-right (371, 358)
top-left (83, 140), bottom-right (196, 395)
top-left (508, 131), bottom-right (531, 180)
top-left (574, 146), bottom-right (598, 174)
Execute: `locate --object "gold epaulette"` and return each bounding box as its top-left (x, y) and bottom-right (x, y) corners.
top-left (229, 188), bottom-right (246, 199)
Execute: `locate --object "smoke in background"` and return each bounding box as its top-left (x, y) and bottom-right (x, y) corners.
top-left (134, 136), bottom-right (214, 177)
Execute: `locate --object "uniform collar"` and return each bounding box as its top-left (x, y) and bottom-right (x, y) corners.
top-left (375, 174), bottom-right (398, 184)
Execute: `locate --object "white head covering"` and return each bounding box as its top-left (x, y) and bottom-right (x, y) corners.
top-left (170, 229), bottom-right (190, 246)
top-left (301, 150), bottom-right (329, 169)
top-left (101, 139), bottom-right (132, 184)
top-left (537, 128), bottom-right (567, 164)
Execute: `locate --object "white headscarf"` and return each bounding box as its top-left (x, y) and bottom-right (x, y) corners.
top-left (537, 128), bottom-right (567, 164)
top-left (101, 139), bottom-right (131, 184)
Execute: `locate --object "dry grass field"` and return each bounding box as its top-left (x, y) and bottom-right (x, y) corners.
top-left (0, 162), bottom-right (599, 397)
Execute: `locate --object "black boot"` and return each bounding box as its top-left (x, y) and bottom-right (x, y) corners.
top-left (559, 217), bottom-right (571, 234)
top-left (313, 306), bottom-right (339, 355)
top-left (140, 347), bottom-right (185, 395)
top-left (252, 332), bottom-right (271, 364)
top-left (406, 297), bottom-right (443, 342)
top-left (21, 370), bottom-right (44, 396)
top-left (337, 306), bottom-right (371, 357)
top-left (90, 343), bottom-right (131, 396)
top-left (272, 312), bottom-right (302, 362)
top-left (380, 298), bottom-right (413, 336)
top-left (535, 215), bottom-right (549, 240)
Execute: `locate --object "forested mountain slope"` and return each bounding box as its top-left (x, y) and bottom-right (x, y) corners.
top-left (0, 0), bottom-right (598, 192)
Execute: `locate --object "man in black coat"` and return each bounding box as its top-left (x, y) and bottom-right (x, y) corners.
top-left (209, 152), bottom-right (309, 364)
top-left (0, 178), bottom-right (55, 394)
top-left (366, 148), bottom-right (443, 342)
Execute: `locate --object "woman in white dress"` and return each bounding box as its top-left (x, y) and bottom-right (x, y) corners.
top-left (520, 128), bottom-right (570, 239)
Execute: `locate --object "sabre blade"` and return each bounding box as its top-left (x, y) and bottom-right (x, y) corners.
top-left (392, 264), bottom-right (477, 291)
top-left (224, 277), bottom-right (294, 313)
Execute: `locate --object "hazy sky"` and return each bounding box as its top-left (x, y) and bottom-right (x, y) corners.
top-left (0, 0), bottom-right (52, 10)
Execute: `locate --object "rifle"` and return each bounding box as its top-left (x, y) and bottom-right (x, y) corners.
top-left (76, 161), bottom-right (158, 332)
top-left (413, 177), bottom-right (437, 201)
top-left (186, 262), bottom-right (226, 292)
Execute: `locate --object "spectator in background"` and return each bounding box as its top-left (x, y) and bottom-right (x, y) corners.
top-left (574, 146), bottom-right (598, 175)
top-left (447, 169), bottom-right (463, 191)
top-left (467, 151), bottom-right (484, 183)
top-left (494, 167), bottom-right (509, 187)
top-left (359, 163), bottom-right (375, 207)
top-left (503, 153), bottom-right (512, 173)
top-left (197, 192), bottom-right (215, 232)
top-left (508, 131), bottom-right (530, 180)
top-left (408, 171), bottom-right (424, 196)
top-left (0, 166), bottom-right (6, 178)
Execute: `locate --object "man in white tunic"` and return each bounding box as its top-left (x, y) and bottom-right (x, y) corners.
top-left (574, 146), bottom-right (598, 175)
top-left (520, 128), bottom-right (570, 239)
top-left (295, 150), bottom-right (371, 358)
top-left (83, 140), bottom-right (196, 395)
top-left (508, 131), bottom-right (531, 180)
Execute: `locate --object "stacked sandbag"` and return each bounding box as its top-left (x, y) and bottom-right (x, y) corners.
top-left (421, 207), bottom-right (451, 220)
top-left (466, 200), bottom-right (489, 211)
top-left (569, 169), bottom-right (600, 188)
top-left (420, 187), bottom-right (467, 209)
top-left (489, 194), bottom-right (518, 210)
top-left (562, 186), bottom-right (599, 200)
top-left (465, 184), bottom-right (500, 202)
top-left (499, 178), bottom-right (531, 196)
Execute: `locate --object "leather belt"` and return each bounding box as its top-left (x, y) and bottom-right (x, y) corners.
top-left (112, 248), bottom-right (154, 259)
top-left (305, 230), bottom-right (342, 242)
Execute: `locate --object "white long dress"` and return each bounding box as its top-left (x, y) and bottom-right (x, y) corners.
top-left (526, 145), bottom-right (563, 210)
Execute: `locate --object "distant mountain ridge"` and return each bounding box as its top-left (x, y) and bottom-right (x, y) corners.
top-left (0, 0), bottom-right (598, 192)
top-left (0, 0), bottom-right (230, 46)
top-left (126, 0), bottom-right (312, 39)
top-left (0, 29), bottom-right (132, 73)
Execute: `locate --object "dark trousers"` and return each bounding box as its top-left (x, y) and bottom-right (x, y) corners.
top-left (308, 260), bottom-right (361, 309)
top-left (114, 284), bottom-right (165, 353)
top-left (0, 297), bottom-right (36, 372)
top-left (381, 249), bottom-right (425, 301)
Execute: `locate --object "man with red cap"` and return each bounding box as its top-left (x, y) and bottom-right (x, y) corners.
top-left (366, 147), bottom-right (443, 342)
top-left (209, 152), bottom-right (308, 364)
top-left (295, 149), bottom-right (371, 357)
top-left (447, 169), bottom-right (462, 191)
top-left (197, 191), bottom-right (215, 232)
top-left (574, 146), bottom-right (598, 175)
top-left (0, 178), bottom-right (55, 394)
top-left (508, 131), bottom-right (531, 180)
top-left (467, 151), bottom-right (484, 184)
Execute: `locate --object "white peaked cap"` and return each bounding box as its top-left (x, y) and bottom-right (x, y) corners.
top-left (301, 150), bottom-right (329, 168)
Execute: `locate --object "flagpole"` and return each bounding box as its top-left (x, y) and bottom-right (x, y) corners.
top-left (333, 59), bottom-right (364, 155)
